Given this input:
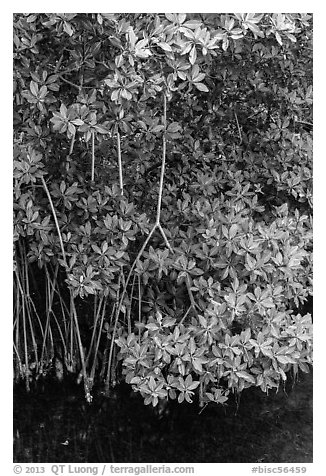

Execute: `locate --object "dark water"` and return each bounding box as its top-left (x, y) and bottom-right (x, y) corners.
top-left (13, 370), bottom-right (312, 463)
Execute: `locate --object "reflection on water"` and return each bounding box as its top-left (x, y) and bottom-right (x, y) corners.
top-left (14, 371), bottom-right (312, 463)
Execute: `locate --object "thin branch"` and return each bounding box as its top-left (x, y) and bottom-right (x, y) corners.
top-left (296, 120), bottom-right (313, 127)
top-left (91, 130), bottom-right (95, 181)
top-left (128, 273), bottom-right (137, 333)
top-left (106, 272), bottom-right (123, 388)
top-left (41, 176), bottom-right (67, 267)
top-left (186, 275), bottom-right (200, 311)
top-left (157, 223), bottom-right (173, 252)
top-left (90, 296), bottom-right (107, 382)
top-left (58, 74), bottom-right (81, 90)
top-left (179, 305), bottom-right (192, 325)
top-left (117, 130), bottom-right (124, 195)
top-left (122, 226), bottom-right (157, 293)
top-left (69, 131), bottom-right (76, 155)
top-left (51, 65), bottom-right (81, 76)
top-left (155, 93), bottom-right (167, 225)
top-left (234, 108), bottom-right (242, 145)
top-left (71, 294), bottom-right (92, 402)
top-left (54, 54), bottom-right (64, 74)
top-left (138, 274), bottom-right (142, 325)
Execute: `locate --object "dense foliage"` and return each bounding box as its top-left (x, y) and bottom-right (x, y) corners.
top-left (13, 13), bottom-right (313, 406)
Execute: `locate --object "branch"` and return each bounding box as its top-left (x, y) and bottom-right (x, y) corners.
top-left (296, 120), bottom-right (313, 127)
top-left (58, 74), bottom-right (81, 90)
top-left (58, 72), bottom-right (94, 90)
top-left (69, 131), bottom-right (76, 156)
top-left (91, 130), bottom-right (95, 181)
top-left (155, 93), bottom-right (167, 225)
top-left (54, 54), bottom-right (64, 74)
top-left (71, 294), bottom-right (92, 402)
top-left (41, 176), bottom-right (67, 267)
top-left (157, 223), bottom-right (173, 252)
top-left (179, 305), bottom-right (192, 325)
top-left (117, 130), bottom-right (124, 195)
top-left (112, 92), bottom-right (173, 344)
top-left (234, 108), bottom-right (242, 145)
top-left (186, 275), bottom-right (200, 311)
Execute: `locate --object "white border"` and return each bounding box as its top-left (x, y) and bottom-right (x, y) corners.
top-left (3, 4), bottom-right (324, 475)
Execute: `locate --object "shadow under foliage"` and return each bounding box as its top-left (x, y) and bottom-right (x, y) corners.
top-left (14, 369), bottom-right (312, 463)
